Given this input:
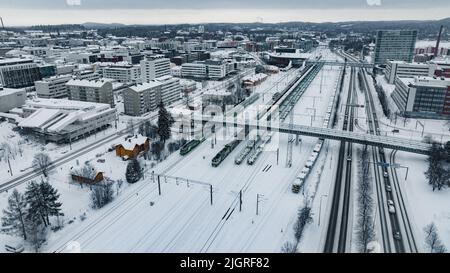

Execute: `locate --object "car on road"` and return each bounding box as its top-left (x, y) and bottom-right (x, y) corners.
top-left (387, 200), bottom-right (395, 214)
top-left (347, 155), bottom-right (352, 161)
top-left (386, 185), bottom-right (392, 192)
top-left (383, 171), bottom-right (389, 178)
top-left (393, 231), bottom-right (401, 241)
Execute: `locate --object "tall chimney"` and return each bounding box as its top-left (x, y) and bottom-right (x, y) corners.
top-left (435, 25), bottom-right (444, 57)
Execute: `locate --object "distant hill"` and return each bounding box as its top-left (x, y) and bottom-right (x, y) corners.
top-left (82, 22), bottom-right (127, 29)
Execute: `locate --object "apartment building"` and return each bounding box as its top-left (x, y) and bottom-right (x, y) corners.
top-left (66, 79), bottom-right (114, 107)
top-left (140, 55), bottom-right (171, 82)
top-left (102, 64), bottom-right (141, 83)
top-left (155, 75), bottom-right (182, 106)
top-left (35, 75), bottom-right (72, 98)
top-left (123, 82), bottom-right (162, 116)
top-left (181, 60), bottom-right (227, 79)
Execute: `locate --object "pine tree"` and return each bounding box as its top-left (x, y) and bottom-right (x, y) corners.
top-left (25, 215), bottom-right (47, 253)
top-left (25, 180), bottom-right (62, 227)
top-left (1, 189), bottom-right (28, 240)
top-left (157, 102), bottom-right (174, 143)
top-left (39, 181), bottom-right (62, 224)
top-left (25, 181), bottom-right (48, 227)
top-left (125, 159), bottom-right (142, 184)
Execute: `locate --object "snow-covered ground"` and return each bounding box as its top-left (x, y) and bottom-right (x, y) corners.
top-left (370, 70), bottom-right (450, 251)
top-left (11, 47), bottom-right (343, 253)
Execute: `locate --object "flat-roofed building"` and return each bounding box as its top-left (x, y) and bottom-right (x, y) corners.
top-left (141, 55), bottom-right (171, 82)
top-left (123, 82), bottom-right (162, 116)
top-left (0, 87), bottom-right (27, 112)
top-left (392, 76), bottom-right (450, 119)
top-left (385, 60), bottom-right (436, 84)
top-left (35, 75), bottom-right (72, 98)
top-left (17, 98), bottom-right (116, 143)
top-left (66, 79), bottom-right (114, 107)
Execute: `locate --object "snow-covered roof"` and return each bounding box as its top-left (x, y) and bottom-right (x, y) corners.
top-left (129, 82), bottom-right (162, 92)
top-left (120, 135), bottom-right (148, 150)
top-left (66, 79), bottom-right (113, 88)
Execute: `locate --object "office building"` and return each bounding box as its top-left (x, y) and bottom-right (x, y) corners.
top-left (374, 30), bottom-right (417, 65)
top-left (0, 58), bottom-right (42, 88)
top-left (391, 76), bottom-right (450, 119)
top-left (385, 60), bottom-right (436, 84)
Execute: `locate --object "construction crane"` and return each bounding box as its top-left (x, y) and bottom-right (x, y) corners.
top-left (0, 17), bottom-right (4, 30)
top-left (435, 25), bottom-right (444, 58)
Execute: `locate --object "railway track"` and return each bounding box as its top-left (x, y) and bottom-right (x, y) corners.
top-left (324, 66), bottom-right (356, 253)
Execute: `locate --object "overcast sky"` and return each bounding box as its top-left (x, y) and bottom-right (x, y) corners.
top-left (1, 0), bottom-right (449, 26)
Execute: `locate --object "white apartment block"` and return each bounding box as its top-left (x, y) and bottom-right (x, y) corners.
top-left (140, 55), bottom-right (171, 82)
top-left (35, 75), bottom-right (72, 99)
top-left (123, 82), bottom-right (162, 116)
top-left (102, 64), bottom-right (141, 83)
top-left (155, 75), bottom-right (182, 106)
top-left (66, 79), bottom-right (114, 107)
top-left (385, 60), bottom-right (436, 84)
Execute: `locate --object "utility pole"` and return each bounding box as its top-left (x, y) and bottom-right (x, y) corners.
top-left (157, 175), bottom-right (161, 196)
top-left (239, 190), bottom-right (242, 212)
top-left (256, 194), bottom-right (260, 216)
top-left (210, 185), bottom-right (213, 206)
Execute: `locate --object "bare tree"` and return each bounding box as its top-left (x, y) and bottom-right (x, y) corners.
top-left (32, 153), bottom-right (52, 177)
top-left (281, 241), bottom-right (297, 253)
top-left (424, 222), bottom-right (447, 253)
top-left (90, 180), bottom-right (115, 209)
top-left (356, 146), bottom-right (375, 252)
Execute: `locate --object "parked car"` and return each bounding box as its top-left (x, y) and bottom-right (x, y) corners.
top-left (383, 171), bottom-right (389, 178)
top-left (393, 231), bottom-right (401, 241)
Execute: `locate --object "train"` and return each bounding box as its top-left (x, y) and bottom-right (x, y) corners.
top-left (211, 139), bottom-right (241, 167)
top-left (180, 137), bottom-right (205, 156)
top-left (292, 167), bottom-right (310, 193)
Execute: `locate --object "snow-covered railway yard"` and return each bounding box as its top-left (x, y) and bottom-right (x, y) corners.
top-left (19, 49), bottom-right (344, 253)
